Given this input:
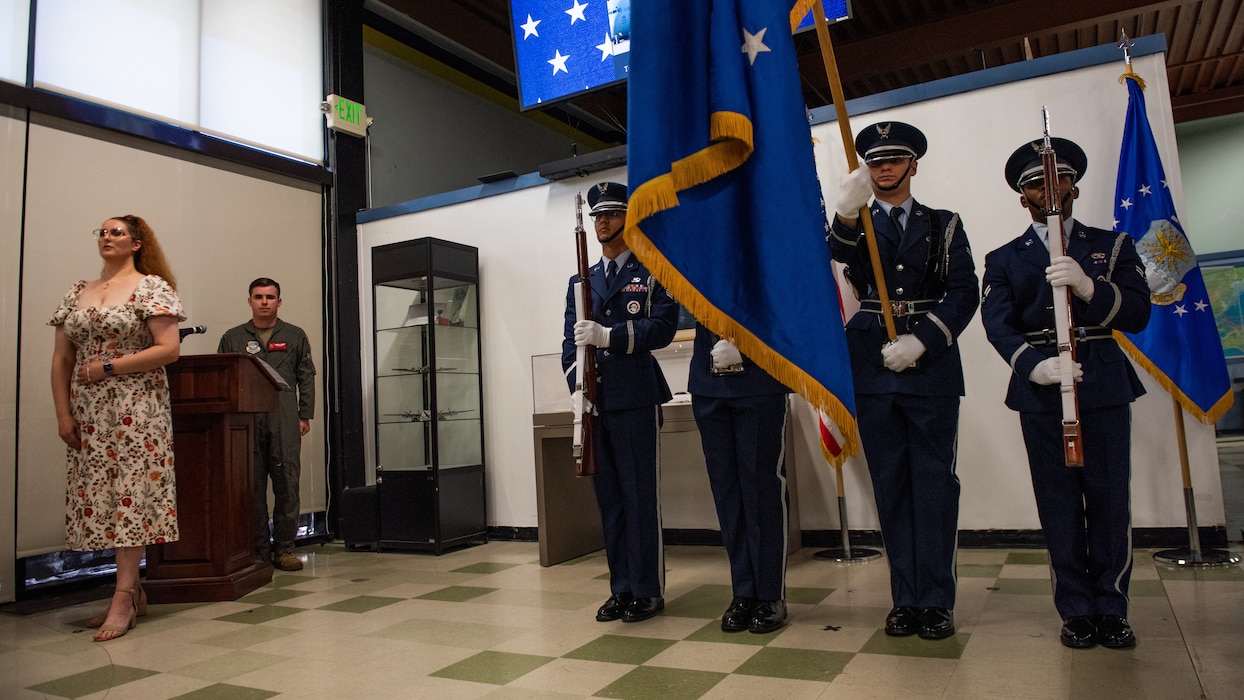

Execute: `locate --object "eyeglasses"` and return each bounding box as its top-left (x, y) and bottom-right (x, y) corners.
top-left (590, 211), bottom-right (625, 220)
top-left (92, 228), bottom-right (129, 239)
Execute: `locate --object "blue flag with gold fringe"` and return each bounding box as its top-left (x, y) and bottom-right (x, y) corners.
top-left (1113, 73), bottom-right (1233, 422)
top-left (624, 0), bottom-right (858, 456)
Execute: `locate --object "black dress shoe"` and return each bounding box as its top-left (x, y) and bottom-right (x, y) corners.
top-left (1097, 615), bottom-right (1136, 649)
top-left (596, 593), bottom-right (633, 622)
top-left (885, 606), bottom-right (920, 636)
top-left (749, 599), bottom-right (787, 634)
top-left (621, 596), bottom-right (664, 622)
top-left (1060, 615), bottom-right (1098, 649)
top-left (917, 607), bottom-right (955, 639)
top-left (721, 597), bottom-right (756, 632)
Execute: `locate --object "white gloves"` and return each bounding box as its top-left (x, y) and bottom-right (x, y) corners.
top-left (881, 334), bottom-right (926, 372)
top-left (1046, 256), bottom-right (1094, 301)
top-left (835, 166), bottom-right (873, 220)
top-left (570, 391), bottom-right (594, 416)
top-left (1029, 357), bottom-right (1084, 386)
top-left (711, 339), bottom-right (743, 370)
top-left (573, 319), bottom-right (611, 347)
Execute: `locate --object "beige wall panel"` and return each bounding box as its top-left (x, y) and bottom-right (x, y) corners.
top-left (17, 121), bottom-right (323, 557)
top-left (0, 107), bottom-right (27, 601)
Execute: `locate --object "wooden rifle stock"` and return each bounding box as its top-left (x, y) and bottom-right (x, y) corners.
top-left (571, 193), bottom-right (598, 477)
top-left (1039, 108), bottom-right (1084, 467)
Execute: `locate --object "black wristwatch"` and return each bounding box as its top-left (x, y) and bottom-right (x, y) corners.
top-left (103, 360), bottom-right (114, 376)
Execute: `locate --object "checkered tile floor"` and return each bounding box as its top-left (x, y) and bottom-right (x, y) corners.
top-left (2, 542), bottom-right (1242, 699)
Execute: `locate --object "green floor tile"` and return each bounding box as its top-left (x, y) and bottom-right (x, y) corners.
top-left (267, 574), bottom-right (314, 588)
top-left (170, 683), bottom-right (279, 700)
top-left (733, 646), bottom-right (853, 682)
top-left (564, 634), bottom-right (676, 665)
top-left (595, 666), bottom-right (726, 700)
top-left (786, 586), bottom-right (834, 605)
top-left (416, 585), bottom-right (497, 602)
top-left (1128, 578), bottom-right (1168, 597)
top-left (430, 650), bottom-right (554, 685)
top-left (684, 620), bottom-right (774, 646)
top-left (316, 595), bottom-right (403, 613)
top-left (1004, 551), bottom-right (1050, 565)
top-left (451, 561), bottom-right (522, 574)
top-left (213, 605), bottom-right (305, 625)
top-left (237, 588), bottom-right (312, 605)
top-left (858, 629), bottom-right (970, 659)
top-left (958, 563), bottom-right (1004, 578)
top-left (27, 664), bottom-right (158, 698)
top-left (991, 578), bottom-right (1053, 595)
top-left (665, 584), bottom-right (733, 619)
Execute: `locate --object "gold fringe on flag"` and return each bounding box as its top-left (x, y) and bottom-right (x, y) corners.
top-left (1114, 333), bottom-right (1233, 424)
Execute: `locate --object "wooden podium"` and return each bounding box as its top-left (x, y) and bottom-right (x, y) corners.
top-left (144, 354), bottom-right (281, 604)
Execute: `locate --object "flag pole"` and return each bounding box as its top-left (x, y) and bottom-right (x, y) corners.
top-left (814, 461), bottom-right (881, 562)
top-left (1153, 396), bottom-right (1240, 566)
top-left (810, 4), bottom-right (897, 341)
top-left (1111, 29), bottom-right (1239, 567)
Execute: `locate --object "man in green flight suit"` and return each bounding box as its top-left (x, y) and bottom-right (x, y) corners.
top-left (218, 278), bottom-right (316, 571)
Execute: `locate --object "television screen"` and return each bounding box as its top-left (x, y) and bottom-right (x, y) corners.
top-left (510, 0), bottom-right (631, 111)
top-left (509, 0), bottom-right (850, 111)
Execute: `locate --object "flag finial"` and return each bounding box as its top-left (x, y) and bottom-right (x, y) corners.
top-left (1118, 29), bottom-right (1147, 89)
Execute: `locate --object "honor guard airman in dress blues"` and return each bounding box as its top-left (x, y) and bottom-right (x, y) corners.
top-left (982, 138), bottom-right (1150, 650)
top-left (688, 325), bottom-right (791, 634)
top-left (829, 122), bottom-right (980, 640)
top-left (562, 182), bottom-right (679, 623)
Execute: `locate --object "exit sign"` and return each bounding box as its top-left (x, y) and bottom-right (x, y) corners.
top-left (323, 94), bottom-right (369, 137)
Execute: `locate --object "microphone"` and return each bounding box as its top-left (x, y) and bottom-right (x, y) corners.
top-left (179, 325), bottom-right (207, 341)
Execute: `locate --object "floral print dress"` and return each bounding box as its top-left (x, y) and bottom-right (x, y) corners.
top-left (49, 275), bottom-right (185, 550)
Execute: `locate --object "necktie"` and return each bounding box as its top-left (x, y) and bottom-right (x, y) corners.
top-left (606, 260), bottom-right (618, 288)
top-left (889, 206), bottom-right (905, 234)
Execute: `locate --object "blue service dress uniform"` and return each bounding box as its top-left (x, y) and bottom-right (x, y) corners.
top-left (829, 200), bottom-right (979, 611)
top-left (981, 220), bottom-right (1150, 621)
top-left (687, 325), bottom-right (790, 603)
top-left (562, 253), bottom-right (679, 599)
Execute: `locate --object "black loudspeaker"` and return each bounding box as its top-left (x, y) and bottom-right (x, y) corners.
top-left (341, 485), bottom-right (378, 551)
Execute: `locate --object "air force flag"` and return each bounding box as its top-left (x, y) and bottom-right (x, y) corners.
top-left (1113, 73), bottom-right (1233, 422)
top-left (624, 0), bottom-right (858, 456)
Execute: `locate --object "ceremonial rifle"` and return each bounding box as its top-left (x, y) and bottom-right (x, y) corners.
top-left (571, 193), bottom-right (598, 477)
top-left (1040, 107), bottom-right (1084, 467)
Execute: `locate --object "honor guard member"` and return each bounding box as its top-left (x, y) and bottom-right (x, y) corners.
top-left (218, 278), bottom-right (316, 571)
top-left (688, 325), bottom-right (791, 634)
top-left (982, 138), bottom-right (1150, 649)
top-left (829, 121), bottom-right (980, 639)
top-left (562, 182), bottom-right (679, 623)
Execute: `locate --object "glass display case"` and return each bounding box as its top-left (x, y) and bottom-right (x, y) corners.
top-left (372, 238), bottom-right (484, 553)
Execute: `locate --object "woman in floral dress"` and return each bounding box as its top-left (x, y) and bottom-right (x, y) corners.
top-left (49, 215), bottom-right (184, 642)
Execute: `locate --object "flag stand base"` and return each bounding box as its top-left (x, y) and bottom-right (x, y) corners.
top-left (814, 547), bottom-right (882, 563)
top-left (813, 496), bottom-right (882, 562)
top-left (1153, 548), bottom-right (1241, 568)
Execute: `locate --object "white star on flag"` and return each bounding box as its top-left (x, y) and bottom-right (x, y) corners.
top-left (1174, 304), bottom-right (1188, 316)
top-left (1195, 300), bottom-right (1209, 312)
top-left (565, 0), bottom-right (587, 24)
top-left (741, 27), bottom-right (770, 66)
top-left (521, 14), bottom-right (540, 39)
top-left (596, 34), bottom-right (613, 60)
top-left (548, 49), bottom-right (569, 75)
top-left (1139, 184), bottom-right (1152, 196)
top-left (1119, 198), bottom-right (1132, 210)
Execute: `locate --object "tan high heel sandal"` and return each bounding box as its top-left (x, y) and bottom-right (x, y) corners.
top-left (92, 586), bottom-right (144, 642)
top-left (87, 583), bottom-right (146, 628)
